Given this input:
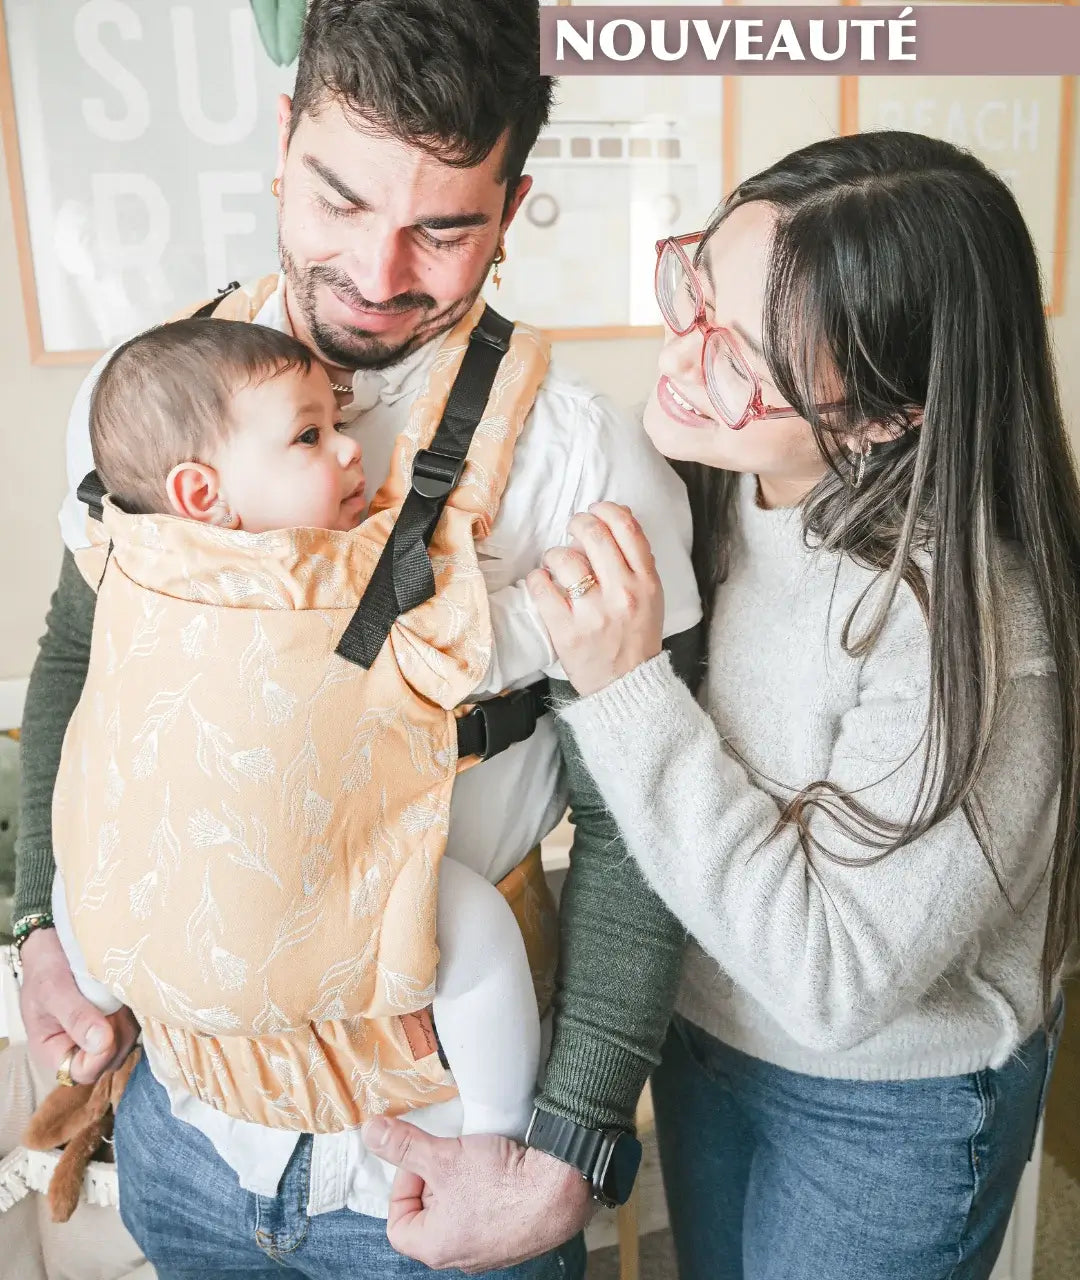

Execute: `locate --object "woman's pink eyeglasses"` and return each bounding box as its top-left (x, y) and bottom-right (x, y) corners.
top-left (654, 233), bottom-right (845, 431)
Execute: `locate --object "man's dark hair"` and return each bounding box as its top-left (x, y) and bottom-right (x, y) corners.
top-left (90, 319), bottom-right (314, 516)
top-left (291, 0), bottom-right (553, 197)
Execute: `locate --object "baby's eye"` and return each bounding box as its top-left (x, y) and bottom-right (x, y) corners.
top-left (296, 426), bottom-right (320, 446)
top-left (333, 421), bottom-right (348, 433)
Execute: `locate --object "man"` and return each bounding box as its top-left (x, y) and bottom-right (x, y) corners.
top-left (14, 2), bottom-right (701, 1274)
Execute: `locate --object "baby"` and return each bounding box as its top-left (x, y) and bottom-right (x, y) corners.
top-left (52, 317), bottom-right (544, 1141)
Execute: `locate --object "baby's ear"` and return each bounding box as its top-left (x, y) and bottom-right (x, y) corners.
top-left (165, 461), bottom-right (235, 526)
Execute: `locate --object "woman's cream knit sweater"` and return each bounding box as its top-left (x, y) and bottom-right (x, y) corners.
top-left (561, 474), bottom-right (1060, 1079)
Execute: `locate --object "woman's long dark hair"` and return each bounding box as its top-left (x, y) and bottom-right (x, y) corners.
top-left (673, 131), bottom-right (1080, 1010)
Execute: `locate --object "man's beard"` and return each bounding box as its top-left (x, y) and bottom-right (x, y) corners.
top-left (279, 242), bottom-right (485, 371)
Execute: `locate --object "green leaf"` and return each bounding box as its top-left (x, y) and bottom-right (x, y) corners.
top-left (250, 0), bottom-right (307, 67)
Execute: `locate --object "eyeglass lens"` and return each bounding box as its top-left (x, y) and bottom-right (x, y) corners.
top-left (658, 244), bottom-right (755, 425)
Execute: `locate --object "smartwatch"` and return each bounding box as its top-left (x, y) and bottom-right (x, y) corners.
top-left (524, 1107), bottom-right (642, 1208)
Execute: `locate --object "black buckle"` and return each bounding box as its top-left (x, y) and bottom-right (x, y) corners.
top-left (470, 318), bottom-right (511, 354)
top-left (77, 470), bottom-right (106, 523)
top-left (411, 448), bottom-right (465, 501)
top-left (460, 686), bottom-right (545, 761)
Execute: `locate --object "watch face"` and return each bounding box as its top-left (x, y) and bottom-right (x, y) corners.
top-left (597, 1132), bottom-right (643, 1207)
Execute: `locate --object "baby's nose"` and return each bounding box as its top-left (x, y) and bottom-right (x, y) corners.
top-left (337, 432), bottom-right (363, 467)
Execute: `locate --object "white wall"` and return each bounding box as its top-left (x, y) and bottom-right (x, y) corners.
top-left (2, 122), bottom-right (1078, 681)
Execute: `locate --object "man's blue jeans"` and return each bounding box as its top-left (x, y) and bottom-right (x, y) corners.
top-left (652, 1004), bottom-right (1065, 1280)
top-left (114, 1054), bottom-right (586, 1279)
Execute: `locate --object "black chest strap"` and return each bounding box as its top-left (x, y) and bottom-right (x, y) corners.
top-left (455, 678), bottom-right (551, 762)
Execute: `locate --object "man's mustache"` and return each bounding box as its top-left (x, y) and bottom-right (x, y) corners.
top-left (307, 266), bottom-right (435, 316)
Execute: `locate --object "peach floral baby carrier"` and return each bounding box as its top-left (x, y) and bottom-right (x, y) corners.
top-left (54, 292), bottom-right (558, 1132)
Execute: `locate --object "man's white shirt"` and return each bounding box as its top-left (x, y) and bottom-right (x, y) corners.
top-left (58, 278), bottom-right (701, 1216)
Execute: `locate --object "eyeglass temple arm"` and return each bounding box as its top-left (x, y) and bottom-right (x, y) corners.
top-left (757, 398), bottom-right (848, 420)
top-left (655, 231), bottom-right (705, 254)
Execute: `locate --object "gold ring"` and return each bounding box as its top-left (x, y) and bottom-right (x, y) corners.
top-left (55, 1047), bottom-right (77, 1088)
top-left (565, 573), bottom-right (598, 601)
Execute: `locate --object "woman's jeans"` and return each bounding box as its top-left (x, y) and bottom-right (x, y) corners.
top-left (652, 1004), bottom-right (1064, 1280)
top-left (114, 1053), bottom-right (586, 1280)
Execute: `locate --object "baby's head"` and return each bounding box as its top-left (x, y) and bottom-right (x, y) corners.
top-left (90, 319), bottom-right (366, 534)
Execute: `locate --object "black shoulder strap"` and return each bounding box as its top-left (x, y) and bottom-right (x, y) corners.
top-left (333, 303), bottom-right (549, 759)
top-left (334, 304), bottom-right (514, 671)
top-left (191, 280), bottom-right (241, 319)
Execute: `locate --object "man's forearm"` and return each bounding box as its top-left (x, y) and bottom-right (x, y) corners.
top-left (14, 549), bottom-right (95, 921)
top-left (535, 625), bottom-right (702, 1132)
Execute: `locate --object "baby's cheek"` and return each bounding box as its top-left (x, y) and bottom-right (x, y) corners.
top-left (248, 477), bottom-right (302, 532)
top-left (299, 468), bottom-right (340, 529)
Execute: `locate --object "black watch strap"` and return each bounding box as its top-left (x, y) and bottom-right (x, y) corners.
top-left (526, 1108), bottom-right (608, 1177)
top-left (525, 1108), bottom-right (641, 1207)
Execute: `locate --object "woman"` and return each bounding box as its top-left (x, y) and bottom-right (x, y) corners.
top-left (527, 131), bottom-right (1079, 1279)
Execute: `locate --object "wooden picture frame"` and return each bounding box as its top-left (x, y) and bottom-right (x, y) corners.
top-left (500, 1), bottom-right (738, 340)
top-left (838, 0), bottom-right (1075, 316)
top-left (535, 79), bottom-right (737, 343)
top-left (2, 0), bottom-right (734, 355)
top-left (0, 0), bottom-right (295, 366)
top-left (0, 0), bottom-right (100, 366)
top-left (7, 1), bottom-right (1066, 355)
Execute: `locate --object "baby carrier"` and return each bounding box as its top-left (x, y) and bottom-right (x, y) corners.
top-left (55, 290), bottom-right (558, 1131)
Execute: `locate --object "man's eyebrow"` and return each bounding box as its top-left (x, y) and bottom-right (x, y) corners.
top-left (302, 153), bottom-right (490, 231)
top-left (304, 154), bottom-right (369, 208)
top-left (415, 211), bottom-right (491, 231)
top-left (732, 321), bottom-right (767, 362)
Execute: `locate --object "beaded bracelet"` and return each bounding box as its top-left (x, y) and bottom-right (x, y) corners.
top-left (12, 911), bottom-right (54, 954)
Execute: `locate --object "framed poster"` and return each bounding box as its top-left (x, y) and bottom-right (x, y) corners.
top-left (1, 0), bottom-right (735, 355)
top-left (485, 0), bottom-right (736, 338)
top-left (0, 0), bottom-right (293, 364)
top-left (839, 0), bottom-right (1075, 315)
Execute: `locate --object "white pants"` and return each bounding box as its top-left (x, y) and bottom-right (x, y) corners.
top-left (431, 857), bottom-right (541, 1140)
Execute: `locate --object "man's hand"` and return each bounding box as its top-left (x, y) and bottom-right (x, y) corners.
top-left (363, 1117), bottom-right (594, 1273)
top-left (18, 927), bottom-right (139, 1084)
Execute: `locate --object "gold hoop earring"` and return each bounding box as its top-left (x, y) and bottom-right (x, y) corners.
top-left (271, 177), bottom-right (281, 198)
top-left (491, 242), bottom-right (506, 291)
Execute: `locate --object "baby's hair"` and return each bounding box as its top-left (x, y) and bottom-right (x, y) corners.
top-left (89, 318), bottom-right (315, 515)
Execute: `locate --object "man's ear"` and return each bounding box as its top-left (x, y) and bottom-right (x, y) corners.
top-left (165, 461), bottom-right (235, 526)
top-left (501, 173), bottom-right (533, 236)
top-left (275, 93), bottom-right (293, 187)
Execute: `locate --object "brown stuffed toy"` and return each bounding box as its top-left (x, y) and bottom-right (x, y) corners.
top-left (20, 1047), bottom-right (141, 1223)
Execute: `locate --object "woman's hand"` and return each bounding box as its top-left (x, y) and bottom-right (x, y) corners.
top-left (527, 502), bottom-right (664, 697)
